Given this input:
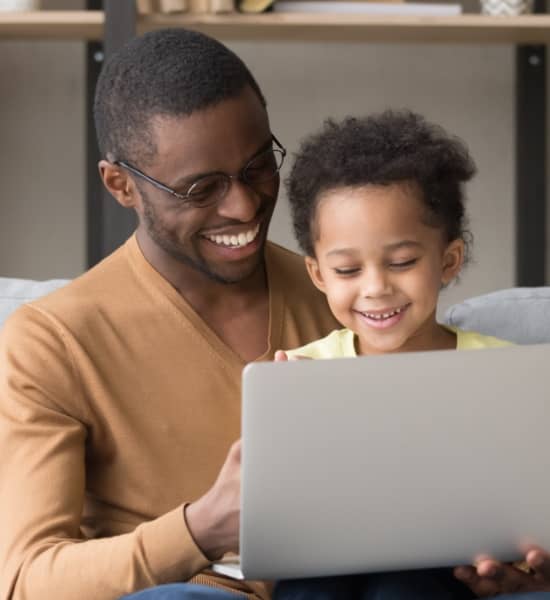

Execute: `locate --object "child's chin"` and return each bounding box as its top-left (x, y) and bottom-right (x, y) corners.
top-left (359, 335), bottom-right (408, 355)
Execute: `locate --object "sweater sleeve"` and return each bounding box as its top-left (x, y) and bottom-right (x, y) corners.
top-left (0, 306), bottom-right (211, 600)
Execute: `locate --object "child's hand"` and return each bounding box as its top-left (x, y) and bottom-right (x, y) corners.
top-left (274, 350), bottom-right (311, 361)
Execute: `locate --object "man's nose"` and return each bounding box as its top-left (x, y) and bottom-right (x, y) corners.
top-left (216, 178), bottom-right (260, 222)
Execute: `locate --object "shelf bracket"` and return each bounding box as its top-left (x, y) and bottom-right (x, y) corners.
top-left (86, 0), bottom-right (138, 267)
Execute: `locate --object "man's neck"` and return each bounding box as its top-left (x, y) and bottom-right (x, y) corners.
top-left (178, 263), bottom-right (269, 317)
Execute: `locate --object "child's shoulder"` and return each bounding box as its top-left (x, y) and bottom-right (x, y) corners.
top-left (286, 328), bottom-right (355, 359)
top-left (452, 327), bottom-right (513, 349)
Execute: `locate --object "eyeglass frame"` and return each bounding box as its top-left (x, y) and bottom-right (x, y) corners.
top-left (113, 134), bottom-right (286, 208)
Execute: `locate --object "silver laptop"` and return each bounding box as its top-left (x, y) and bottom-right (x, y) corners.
top-left (213, 343), bottom-right (550, 581)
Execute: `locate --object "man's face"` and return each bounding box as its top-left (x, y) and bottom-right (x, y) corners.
top-left (133, 86), bottom-right (278, 284)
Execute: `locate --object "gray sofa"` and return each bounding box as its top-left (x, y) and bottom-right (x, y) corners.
top-left (0, 276), bottom-right (70, 327)
top-left (1, 276), bottom-right (550, 344)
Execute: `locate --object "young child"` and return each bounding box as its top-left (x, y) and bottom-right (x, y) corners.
top-left (277, 109), bottom-right (509, 363)
top-left (272, 110), bottom-right (514, 600)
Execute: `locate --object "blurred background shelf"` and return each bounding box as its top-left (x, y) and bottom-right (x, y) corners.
top-left (0, 10), bottom-right (102, 39)
top-left (0, 4), bottom-right (546, 285)
top-left (3, 10), bottom-right (550, 43)
top-left (139, 13), bottom-right (550, 43)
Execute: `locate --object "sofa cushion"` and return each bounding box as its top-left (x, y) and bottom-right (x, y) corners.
top-left (443, 287), bottom-right (550, 344)
top-left (0, 277), bottom-right (70, 329)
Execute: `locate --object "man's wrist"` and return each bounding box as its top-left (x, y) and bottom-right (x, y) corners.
top-left (184, 497), bottom-right (226, 561)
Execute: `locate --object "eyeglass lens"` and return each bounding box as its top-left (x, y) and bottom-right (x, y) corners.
top-left (186, 147), bottom-right (285, 207)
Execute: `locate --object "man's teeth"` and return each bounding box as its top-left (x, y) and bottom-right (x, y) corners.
top-left (206, 224), bottom-right (260, 248)
top-left (364, 307), bottom-right (404, 320)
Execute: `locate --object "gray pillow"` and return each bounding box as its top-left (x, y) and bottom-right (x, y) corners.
top-left (443, 287), bottom-right (550, 344)
top-left (0, 277), bottom-right (70, 329)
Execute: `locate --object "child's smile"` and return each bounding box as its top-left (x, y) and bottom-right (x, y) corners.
top-left (305, 182), bottom-right (463, 355)
top-left (353, 302), bottom-right (411, 330)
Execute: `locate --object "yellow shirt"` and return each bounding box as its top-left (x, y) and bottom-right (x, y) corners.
top-left (286, 326), bottom-right (511, 359)
top-left (0, 237), bottom-right (338, 600)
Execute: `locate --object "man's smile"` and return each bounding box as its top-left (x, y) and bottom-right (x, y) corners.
top-left (203, 223), bottom-right (261, 248)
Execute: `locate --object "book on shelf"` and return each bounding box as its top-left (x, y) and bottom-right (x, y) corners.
top-left (239, 0), bottom-right (276, 11)
top-left (187, 0), bottom-right (210, 11)
top-left (271, 0), bottom-right (462, 14)
top-left (136, 0), bottom-right (235, 13)
top-left (158, 0), bottom-right (189, 11)
top-left (210, 0), bottom-right (236, 12)
top-left (136, 0), bottom-right (156, 13)
top-left (137, 0), bottom-right (188, 13)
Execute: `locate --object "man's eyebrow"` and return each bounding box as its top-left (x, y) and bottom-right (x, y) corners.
top-left (326, 241), bottom-right (422, 258)
top-left (169, 136), bottom-right (273, 188)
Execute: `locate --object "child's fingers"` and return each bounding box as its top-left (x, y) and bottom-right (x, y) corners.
top-left (274, 351), bottom-right (311, 361)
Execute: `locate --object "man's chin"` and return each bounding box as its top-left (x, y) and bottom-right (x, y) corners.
top-left (181, 250), bottom-right (265, 285)
top-left (203, 259), bottom-right (265, 285)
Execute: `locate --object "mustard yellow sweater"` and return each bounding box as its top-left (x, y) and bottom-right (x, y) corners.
top-left (0, 236), bottom-right (338, 600)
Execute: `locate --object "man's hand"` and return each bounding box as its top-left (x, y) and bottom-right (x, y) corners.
top-left (454, 547), bottom-right (550, 596)
top-left (184, 439), bottom-right (241, 561)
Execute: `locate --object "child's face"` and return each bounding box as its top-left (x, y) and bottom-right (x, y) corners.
top-left (305, 182), bottom-right (464, 355)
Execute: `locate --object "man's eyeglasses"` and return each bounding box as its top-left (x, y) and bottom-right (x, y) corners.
top-left (114, 134), bottom-right (286, 209)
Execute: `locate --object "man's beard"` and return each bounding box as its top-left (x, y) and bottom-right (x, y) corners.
top-left (141, 193), bottom-right (267, 285)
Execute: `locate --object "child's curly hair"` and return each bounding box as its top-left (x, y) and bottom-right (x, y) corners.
top-left (286, 110), bottom-right (476, 262)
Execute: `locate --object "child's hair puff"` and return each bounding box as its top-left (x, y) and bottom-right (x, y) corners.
top-left (286, 110), bottom-right (476, 261)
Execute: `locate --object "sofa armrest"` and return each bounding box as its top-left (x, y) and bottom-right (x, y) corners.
top-left (0, 277), bottom-right (70, 329)
top-left (443, 287), bottom-right (550, 344)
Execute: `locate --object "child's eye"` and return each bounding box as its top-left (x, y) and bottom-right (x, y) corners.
top-left (389, 258), bottom-right (418, 269)
top-left (334, 267), bottom-right (361, 276)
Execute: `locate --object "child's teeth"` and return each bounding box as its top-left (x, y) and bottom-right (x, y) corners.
top-left (366, 307), bottom-right (403, 320)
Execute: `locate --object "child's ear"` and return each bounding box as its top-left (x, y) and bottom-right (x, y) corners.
top-left (305, 255), bottom-right (327, 293)
top-left (441, 238), bottom-right (464, 285)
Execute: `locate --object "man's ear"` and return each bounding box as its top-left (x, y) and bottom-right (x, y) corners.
top-left (441, 238), bottom-right (464, 286)
top-left (305, 255), bottom-right (327, 293)
top-left (98, 160), bottom-right (137, 209)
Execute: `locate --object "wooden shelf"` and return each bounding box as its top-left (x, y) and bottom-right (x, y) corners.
top-left (2, 10), bottom-right (550, 43)
top-left (0, 11), bottom-right (102, 40)
top-left (140, 12), bottom-right (550, 43)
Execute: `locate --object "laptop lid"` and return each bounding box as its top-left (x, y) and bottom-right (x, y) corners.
top-left (240, 343), bottom-right (550, 580)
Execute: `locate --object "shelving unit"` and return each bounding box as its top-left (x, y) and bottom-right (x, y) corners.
top-left (0, 7), bottom-right (547, 284)
top-left (2, 10), bottom-right (550, 43)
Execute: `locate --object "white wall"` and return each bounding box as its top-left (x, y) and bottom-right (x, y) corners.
top-left (0, 31), bottom-right (521, 314)
top-left (0, 0), bottom-right (85, 279)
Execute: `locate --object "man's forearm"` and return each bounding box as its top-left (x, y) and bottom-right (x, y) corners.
top-left (4, 506), bottom-right (210, 600)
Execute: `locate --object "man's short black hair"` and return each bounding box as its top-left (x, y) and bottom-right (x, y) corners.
top-left (94, 28), bottom-right (266, 166)
top-left (287, 110), bottom-right (476, 262)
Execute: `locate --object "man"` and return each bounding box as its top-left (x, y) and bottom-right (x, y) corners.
top-left (0, 28), bottom-right (548, 600)
top-left (0, 28), bottom-right (338, 600)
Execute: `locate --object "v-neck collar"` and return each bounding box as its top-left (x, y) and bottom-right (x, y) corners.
top-left (125, 234), bottom-right (284, 367)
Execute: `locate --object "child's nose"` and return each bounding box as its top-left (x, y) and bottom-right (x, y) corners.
top-left (361, 268), bottom-right (392, 298)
